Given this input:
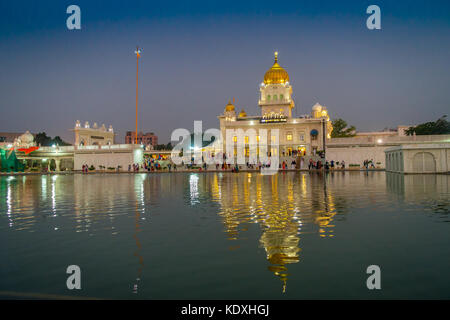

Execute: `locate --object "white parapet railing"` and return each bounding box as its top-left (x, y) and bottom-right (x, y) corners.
top-left (74, 144), bottom-right (138, 151)
top-left (101, 144), bottom-right (136, 150)
top-left (74, 144), bottom-right (143, 153)
top-left (76, 145), bottom-right (99, 150)
top-left (328, 134), bottom-right (450, 146)
top-left (35, 146), bottom-right (75, 153)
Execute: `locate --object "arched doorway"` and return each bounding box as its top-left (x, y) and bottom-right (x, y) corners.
top-left (412, 152), bottom-right (436, 173)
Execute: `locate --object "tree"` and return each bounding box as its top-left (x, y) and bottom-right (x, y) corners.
top-left (34, 132), bottom-right (71, 146)
top-left (153, 143), bottom-right (173, 151)
top-left (34, 132), bottom-right (52, 146)
top-left (53, 136), bottom-right (71, 146)
top-left (405, 115), bottom-right (450, 136)
top-left (331, 119), bottom-right (356, 138)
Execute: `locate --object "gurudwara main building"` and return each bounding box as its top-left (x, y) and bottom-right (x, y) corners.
top-left (218, 52), bottom-right (333, 158)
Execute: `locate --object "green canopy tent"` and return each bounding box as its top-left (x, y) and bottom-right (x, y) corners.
top-left (0, 149), bottom-right (24, 172)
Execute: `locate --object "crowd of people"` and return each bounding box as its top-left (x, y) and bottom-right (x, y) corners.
top-left (307, 159), bottom-right (346, 170)
top-left (81, 157), bottom-right (378, 173)
top-left (128, 157), bottom-right (174, 172)
top-left (363, 159), bottom-right (376, 169)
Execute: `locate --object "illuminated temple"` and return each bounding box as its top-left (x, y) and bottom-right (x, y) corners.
top-left (219, 52), bottom-right (333, 157)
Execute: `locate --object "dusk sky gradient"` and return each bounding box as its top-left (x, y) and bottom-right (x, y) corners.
top-left (1, 0), bottom-right (449, 143)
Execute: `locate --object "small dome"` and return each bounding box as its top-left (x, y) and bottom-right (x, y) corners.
top-left (263, 52), bottom-right (290, 85)
top-left (312, 103), bottom-right (322, 112)
top-left (20, 131), bottom-right (34, 144)
top-left (225, 100), bottom-right (235, 112)
top-left (238, 109), bottom-right (247, 117)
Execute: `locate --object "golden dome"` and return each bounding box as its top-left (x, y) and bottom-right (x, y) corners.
top-left (263, 52), bottom-right (289, 84)
top-left (225, 100), bottom-right (235, 112)
top-left (238, 109), bottom-right (247, 117)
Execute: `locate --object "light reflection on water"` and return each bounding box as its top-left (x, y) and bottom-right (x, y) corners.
top-left (0, 172), bottom-right (449, 299)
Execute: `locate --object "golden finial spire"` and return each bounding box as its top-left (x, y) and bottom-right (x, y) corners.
top-left (274, 51), bottom-right (278, 62)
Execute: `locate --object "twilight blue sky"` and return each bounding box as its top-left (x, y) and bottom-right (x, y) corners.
top-left (0, 0), bottom-right (449, 143)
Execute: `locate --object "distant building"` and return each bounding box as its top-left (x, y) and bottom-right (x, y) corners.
top-left (0, 132), bottom-right (25, 146)
top-left (125, 131), bottom-right (158, 147)
top-left (0, 131), bottom-right (37, 148)
top-left (72, 120), bottom-right (115, 146)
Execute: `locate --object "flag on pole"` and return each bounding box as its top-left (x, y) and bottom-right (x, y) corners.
top-left (135, 47), bottom-right (141, 58)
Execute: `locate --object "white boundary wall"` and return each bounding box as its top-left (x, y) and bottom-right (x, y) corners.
top-left (326, 146), bottom-right (386, 167)
top-left (74, 145), bottom-right (143, 171)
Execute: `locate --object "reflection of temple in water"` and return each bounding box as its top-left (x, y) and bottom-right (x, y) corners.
top-left (386, 173), bottom-right (450, 220)
top-left (72, 173), bottom-right (166, 233)
top-left (208, 172), bottom-right (337, 292)
top-left (386, 172), bottom-right (450, 198)
top-left (0, 175), bottom-right (65, 231)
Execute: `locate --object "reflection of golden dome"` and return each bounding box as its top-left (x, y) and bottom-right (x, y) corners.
top-left (225, 100), bottom-right (235, 112)
top-left (238, 109), bottom-right (247, 117)
top-left (263, 52), bottom-right (289, 84)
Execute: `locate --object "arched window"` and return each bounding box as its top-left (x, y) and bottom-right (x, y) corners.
top-left (310, 129), bottom-right (319, 141)
top-left (267, 95), bottom-right (271, 101)
top-left (413, 152), bottom-right (436, 172)
top-left (280, 94), bottom-right (284, 100)
top-left (273, 95), bottom-right (278, 101)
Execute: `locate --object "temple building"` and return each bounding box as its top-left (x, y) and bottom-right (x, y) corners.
top-left (218, 52), bottom-right (333, 158)
top-left (72, 120), bottom-right (115, 146)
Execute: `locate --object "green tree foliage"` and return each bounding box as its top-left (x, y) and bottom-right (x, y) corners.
top-left (34, 132), bottom-right (71, 146)
top-left (154, 142), bottom-right (173, 150)
top-left (405, 116), bottom-right (450, 136)
top-left (331, 118), bottom-right (356, 138)
top-left (53, 136), bottom-right (71, 146)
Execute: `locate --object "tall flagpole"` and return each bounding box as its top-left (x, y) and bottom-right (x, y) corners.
top-left (134, 47), bottom-right (141, 144)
